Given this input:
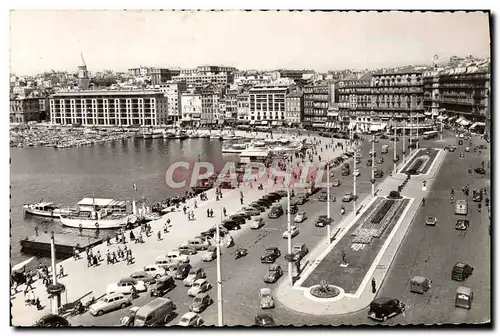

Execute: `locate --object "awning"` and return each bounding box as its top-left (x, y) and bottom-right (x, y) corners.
top-left (276, 121), bottom-right (283, 126)
top-left (312, 123), bottom-right (326, 128)
top-left (455, 117), bottom-right (463, 124)
top-left (348, 122), bottom-right (356, 130)
top-left (437, 116), bottom-right (446, 120)
top-left (271, 121), bottom-right (278, 126)
top-left (254, 120), bottom-right (262, 126)
top-left (261, 120), bottom-right (269, 125)
top-left (424, 112), bottom-right (432, 116)
top-left (432, 111), bottom-right (439, 116)
top-left (380, 123), bottom-right (388, 129)
top-left (460, 119), bottom-right (470, 126)
top-left (250, 120), bottom-right (255, 125)
top-left (369, 125), bottom-right (379, 132)
top-left (469, 122), bottom-right (485, 129)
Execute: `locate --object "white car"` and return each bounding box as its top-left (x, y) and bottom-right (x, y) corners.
top-left (202, 246), bottom-right (217, 261)
top-left (144, 265), bottom-right (167, 278)
top-left (177, 312), bottom-right (204, 327)
top-left (89, 293), bottom-right (131, 316)
top-left (250, 217), bottom-right (265, 229)
top-left (283, 226), bottom-right (299, 239)
top-left (106, 278), bottom-right (147, 295)
top-left (183, 268), bottom-right (206, 286)
top-left (187, 279), bottom-right (212, 297)
top-left (353, 169), bottom-right (360, 177)
top-left (294, 211), bottom-right (307, 223)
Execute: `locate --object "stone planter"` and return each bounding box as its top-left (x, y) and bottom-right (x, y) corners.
top-left (310, 285), bottom-right (340, 299)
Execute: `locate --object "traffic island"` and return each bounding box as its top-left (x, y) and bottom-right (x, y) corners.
top-left (310, 282), bottom-right (341, 299)
top-left (399, 148), bottom-right (440, 175)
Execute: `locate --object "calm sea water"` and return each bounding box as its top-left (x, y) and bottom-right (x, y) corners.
top-left (10, 137), bottom-right (239, 266)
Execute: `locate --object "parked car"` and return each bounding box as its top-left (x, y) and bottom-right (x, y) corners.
top-left (187, 279), bottom-right (211, 297)
top-left (425, 216), bottom-right (437, 226)
top-left (274, 190), bottom-right (288, 197)
top-left (374, 170), bottom-right (384, 178)
top-left (295, 193), bottom-right (309, 205)
top-left (261, 247), bottom-right (281, 263)
top-left (177, 312), bottom-right (204, 327)
top-left (332, 179), bottom-right (341, 187)
top-left (189, 293), bottom-right (214, 313)
top-left (222, 219), bottom-right (241, 231)
top-left (174, 263), bottom-right (193, 280)
top-left (449, 145), bottom-right (457, 152)
top-left (178, 244), bottom-right (197, 256)
top-left (259, 288), bottom-right (275, 309)
top-left (294, 211), bottom-right (307, 223)
top-left (144, 265), bottom-right (167, 279)
top-left (119, 307), bottom-right (140, 327)
top-left (130, 271), bottom-right (156, 285)
top-left (241, 207), bottom-right (261, 216)
top-left (229, 215), bottom-right (246, 225)
top-left (268, 206), bottom-right (284, 219)
top-left (353, 169), bottom-right (360, 177)
top-left (283, 226), bottom-right (299, 239)
top-left (90, 293), bottom-right (131, 316)
top-left (460, 152), bottom-right (465, 158)
top-left (254, 314), bottom-right (276, 326)
top-left (202, 246), bottom-right (217, 262)
top-left (465, 147), bottom-right (470, 152)
top-left (250, 217), bottom-right (265, 229)
top-left (35, 314), bottom-right (70, 327)
top-left (316, 191), bottom-right (328, 202)
top-left (474, 167), bottom-right (486, 175)
top-left (183, 268), bottom-right (206, 286)
top-left (451, 262), bottom-right (474, 282)
top-left (264, 265), bottom-right (283, 283)
top-left (342, 193), bottom-right (354, 202)
top-left (291, 244), bottom-right (309, 261)
top-left (455, 219), bottom-right (470, 231)
top-left (107, 278), bottom-right (147, 295)
top-left (315, 215), bottom-right (332, 227)
top-left (234, 211), bottom-right (251, 220)
top-left (368, 297), bottom-right (405, 322)
top-left (249, 203), bottom-right (267, 212)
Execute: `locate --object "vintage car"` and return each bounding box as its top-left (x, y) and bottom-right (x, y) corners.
top-left (107, 278), bottom-right (147, 295)
top-left (409, 276), bottom-right (432, 294)
top-left (376, 157), bottom-right (384, 164)
top-left (425, 216), bottom-right (437, 226)
top-left (187, 279), bottom-right (211, 297)
top-left (174, 263), bottom-right (193, 280)
top-left (264, 265), bottom-right (283, 283)
top-left (455, 286), bottom-right (473, 310)
top-left (119, 307), bottom-right (140, 327)
top-left (315, 215), bottom-right (332, 227)
top-left (143, 265), bottom-right (167, 279)
top-left (89, 293), bottom-right (132, 316)
top-left (177, 312), bottom-right (204, 327)
top-left (130, 271), bottom-right (156, 285)
top-left (368, 297), bottom-right (405, 321)
top-left (183, 268), bottom-right (206, 286)
top-left (353, 169), bottom-right (360, 177)
top-left (189, 293), bottom-right (214, 313)
top-left (268, 206), bottom-right (284, 219)
top-left (294, 211), bottom-right (308, 223)
top-left (149, 275), bottom-right (176, 297)
top-left (177, 244), bottom-right (197, 256)
top-left (202, 246), bottom-right (217, 262)
top-left (316, 191), bottom-right (328, 202)
top-left (295, 193), bottom-right (309, 205)
top-left (455, 219), bottom-right (470, 231)
top-left (254, 314), bottom-right (276, 326)
top-left (250, 217), bottom-right (265, 229)
top-left (451, 262), bottom-right (474, 282)
top-left (332, 179), bottom-right (341, 187)
top-left (474, 167), bottom-right (486, 175)
top-left (342, 193), bottom-right (354, 202)
top-left (374, 170), bottom-right (384, 178)
top-left (259, 288), bottom-right (275, 309)
top-left (283, 226), bottom-right (299, 239)
top-left (261, 247), bottom-right (281, 263)
top-left (291, 244), bottom-right (309, 261)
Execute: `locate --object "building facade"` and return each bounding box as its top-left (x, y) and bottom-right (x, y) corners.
top-left (285, 93), bottom-right (303, 125)
top-left (237, 91), bottom-right (250, 121)
top-left (201, 86), bottom-right (224, 124)
top-left (337, 78), bottom-right (372, 132)
top-left (158, 82), bottom-right (186, 122)
top-left (10, 96), bottom-right (43, 123)
top-left (180, 91), bottom-right (202, 122)
top-left (224, 86), bottom-right (239, 123)
top-left (49, 90), bottom-right (169, 126)
top-left (303, 81), bottom-right (335, 127)
top-left (248, 85), bottom-right (287, 126)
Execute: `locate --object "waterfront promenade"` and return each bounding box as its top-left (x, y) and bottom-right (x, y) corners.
top-left (11, 132), bottom-right (350, 326)
top-left (275, 148), bottom-right (446, 315)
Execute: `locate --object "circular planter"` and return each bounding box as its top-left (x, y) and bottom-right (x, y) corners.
top-left (310, 285), bottom-right (340, 299)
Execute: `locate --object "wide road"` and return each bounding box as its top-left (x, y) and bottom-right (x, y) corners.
top-left (70, 134), bottom-right (398, 326)
top-left (71, 131), bottom-right (490, 326)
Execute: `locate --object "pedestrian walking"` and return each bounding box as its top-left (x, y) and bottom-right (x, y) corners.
top-left (183, 205), bottom-right (187, 214)
top-left (240, 197), bottom-right (244, 205)
top-left (130, 231), bottom-right (135, 242)
top-left (163, 223), bottom-right (168, 234)
top-left (112, 251), bottom-right (118, 263)
top-left (97, 250), bottom-right (102, 261)
top-left (194, 200), bottom-right (198, 208)
top-left (207, 208), bottom-right (210, 218)
top-left (106, 252), bottom-right (111, 265)
top-left (106, 236), bottom-right (111, 246)
top-left (87, 254), bottom-right (92, 267)
top-left (58, 265), bottom-right (64, 279)
top-left (371, 278), bottom-right (377, 293)
top-left (223, 207), bottom-right (227, 217)
top-left (73, 247), bottom-right (78, 260)
top-left (157, 230), bottom-right (162, 241)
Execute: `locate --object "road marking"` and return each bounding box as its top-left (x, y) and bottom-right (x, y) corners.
top-left (350, 243), bottom-right (365, 251)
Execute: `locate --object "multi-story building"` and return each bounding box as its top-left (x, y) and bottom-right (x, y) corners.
top-left (173, 72), bottom-right (234, 87)
top-left (224, 86), bottom-right (239, 123)
top-left (278, 69), bottom-right (315, 82)
top-left (337, 78), bottom-right (372, 132)
top-left (423, 69), bottom-right (440, 119)
top-left (237, 91), bottom-right (250, 121)
top-left (157, 81), bottom-right (187, 122)
top-left (180, 90), bottom-right (202, 122)
top-left (128, 67), bottom-right (181, 85)
top-left (49, 90), bottom-right (169, 126)
top-left (303, 81), bottom-right (335, 127)
top-left (248, 85), bottom-right (287, 127)
top-left (370, 69), bottom-right (425, 131)
top-left (201, 85), bottom-right (224, 125)
top-left (285, 93), bottom-right (303, 125)
top-left (180, 66), bottom-right (237, 75)
top-left (10, 96), bottom-right (44, 123)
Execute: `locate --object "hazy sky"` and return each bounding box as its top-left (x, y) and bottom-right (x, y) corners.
top-left (10, 10), bottom-right (490, 75)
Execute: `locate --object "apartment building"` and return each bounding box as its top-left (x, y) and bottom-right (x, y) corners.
top-left (337, 78), bottom-right (372, 132)
top-left (237, 91), bottom-right (250, 121)
top-left (157, 81), bottom-right (186, 122)
top-left (201, 85), bottom-right (224, 124)
top-left (285, 92), bottom-right (303, 125)
top-left (248, 85), bottom-right (287, 126)
top-left (49, 90), bottom-right (169, 126)
top-left (303, 81), bottom-right (335, 127)
top-left (180, 90), bottom-right (202, 122)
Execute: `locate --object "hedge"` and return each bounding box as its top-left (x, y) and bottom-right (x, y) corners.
top-left (371, 200), bottom-right (395, 224)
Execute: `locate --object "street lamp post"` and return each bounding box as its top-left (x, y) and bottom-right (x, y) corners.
top-left (353, 142), bottom-right (357, 214)
top-left (440, 109), bottom-right (444, 141)
top-left (393, 125), bottom-right (397, 173)
top-left (50, 232), bottom-right (59, 314)
top-left (402, 121), bottom-right (406, 163)
top-left (326, 161), bottom-right (331, 241)
top-left (216, 214), bottom-right (223, 326)
top-left (371, 133), bottom-right (375, 197)
top-left (416, 104), bottom-right (420, 150)
top-left (287, 183), bottom-right (293, 285)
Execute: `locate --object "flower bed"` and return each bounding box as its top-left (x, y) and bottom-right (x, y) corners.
top-left (401, 148), bottom-right (439, 175)
top-left (351, 198), bottom-right (384, 236)
top-left (310, 285), bottom-right (341, 298)
top-left (371, 199), bottom-right (395, 224)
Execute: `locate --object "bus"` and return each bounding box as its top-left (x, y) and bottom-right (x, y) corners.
top-left (423, 130), bottom-right (439, 140)
top-left (455, 200), bottom-right (468, 215)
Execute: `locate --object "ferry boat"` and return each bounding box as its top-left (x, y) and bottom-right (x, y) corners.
top-left (59, 198), bottom-right (131, 229)
top-left (222, 143), bottom-right (248, 154)
top-left (23, 202), bottom-right (74, 218)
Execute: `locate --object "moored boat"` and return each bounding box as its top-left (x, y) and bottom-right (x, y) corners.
top-left (59, 198), bottom-right (131, 229)
top-left (23, 202), bottom-right (74, 218)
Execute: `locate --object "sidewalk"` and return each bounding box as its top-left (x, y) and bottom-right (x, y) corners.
top-left (275, 149), bottom-right (446, 316)
top-left (11, 133), bottom-right (348, 326)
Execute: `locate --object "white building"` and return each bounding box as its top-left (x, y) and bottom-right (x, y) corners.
top-left (157, 82), bottom-right (186, 122)
top-left (181, 92), bottom-right (202, 122)
top-left (248, 85), bottom-right (287, 126)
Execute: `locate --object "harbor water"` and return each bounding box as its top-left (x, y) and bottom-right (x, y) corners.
top-left (10, 137), bottom-right (239, 266)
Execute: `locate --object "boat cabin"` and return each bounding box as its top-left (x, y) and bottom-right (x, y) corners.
top-left (77, 198), bottom-right (128, 213)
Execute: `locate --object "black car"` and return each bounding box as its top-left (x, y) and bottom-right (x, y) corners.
top-left (222, 219), bottom-right (241, 231)
top-left (175, 263), bottom-right (193, 280)
top-left (451, 262), bottom-right (474, 282)
top-left (267, 192), bottom-right (283, 201)
top-left (316, 191), bottom-right (328, 202)
top-left (261, 247), bottom-right (281, 263)
top-left (315, 215), bottom-right (332, 227)
top-left (229, 215), bottom-right (247, 225)
top-left (268, 207), bottom-right (284, 219)
top-left (275, 190), bottom-right (288, 197)
top-left (408, 143), bottom-right (418, 149)
top-left (374, 170), bottom-right (384, 178)
top-left (285, 204), bottom-right (299, 215)
top-left (380, 134), bottom-right (389, 139)
top-left (234, 211), bottom-right (251, 220)
top-left (368, 297), bottom-right (405, 322)
top-left (474, 167), bottom-right (486, 175)
top-left (254, 200), bottom-right (272, 208)
top-left (249, 204), bottom-right (266, 212)
top-left (200, 226), bottom-right (227, 239)
top-left (262, 195), bottom-right (278, 203)
top-left (254, 314), bottom-right (276, 326)
top-left (35, 314), bottom-right (70, 327)
top-left (149, 275), bottom-right (176, 296)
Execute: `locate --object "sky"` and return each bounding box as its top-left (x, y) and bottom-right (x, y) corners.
top-left (9, 10), bottom-right (491, 75)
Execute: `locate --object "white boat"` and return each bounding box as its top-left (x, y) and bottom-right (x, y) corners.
top-left (221, 143), bottom-right (248, 154)
top-left (163, 131), bottom-right (175, 139)
top-left (59, 198), bottom-right (131, 229)
top-left (210, 133), bottom-right (223, 140)
top-left (23, 202), bottom-right (73, 218)
top-left (152, 130), bottom-right (163, 139)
